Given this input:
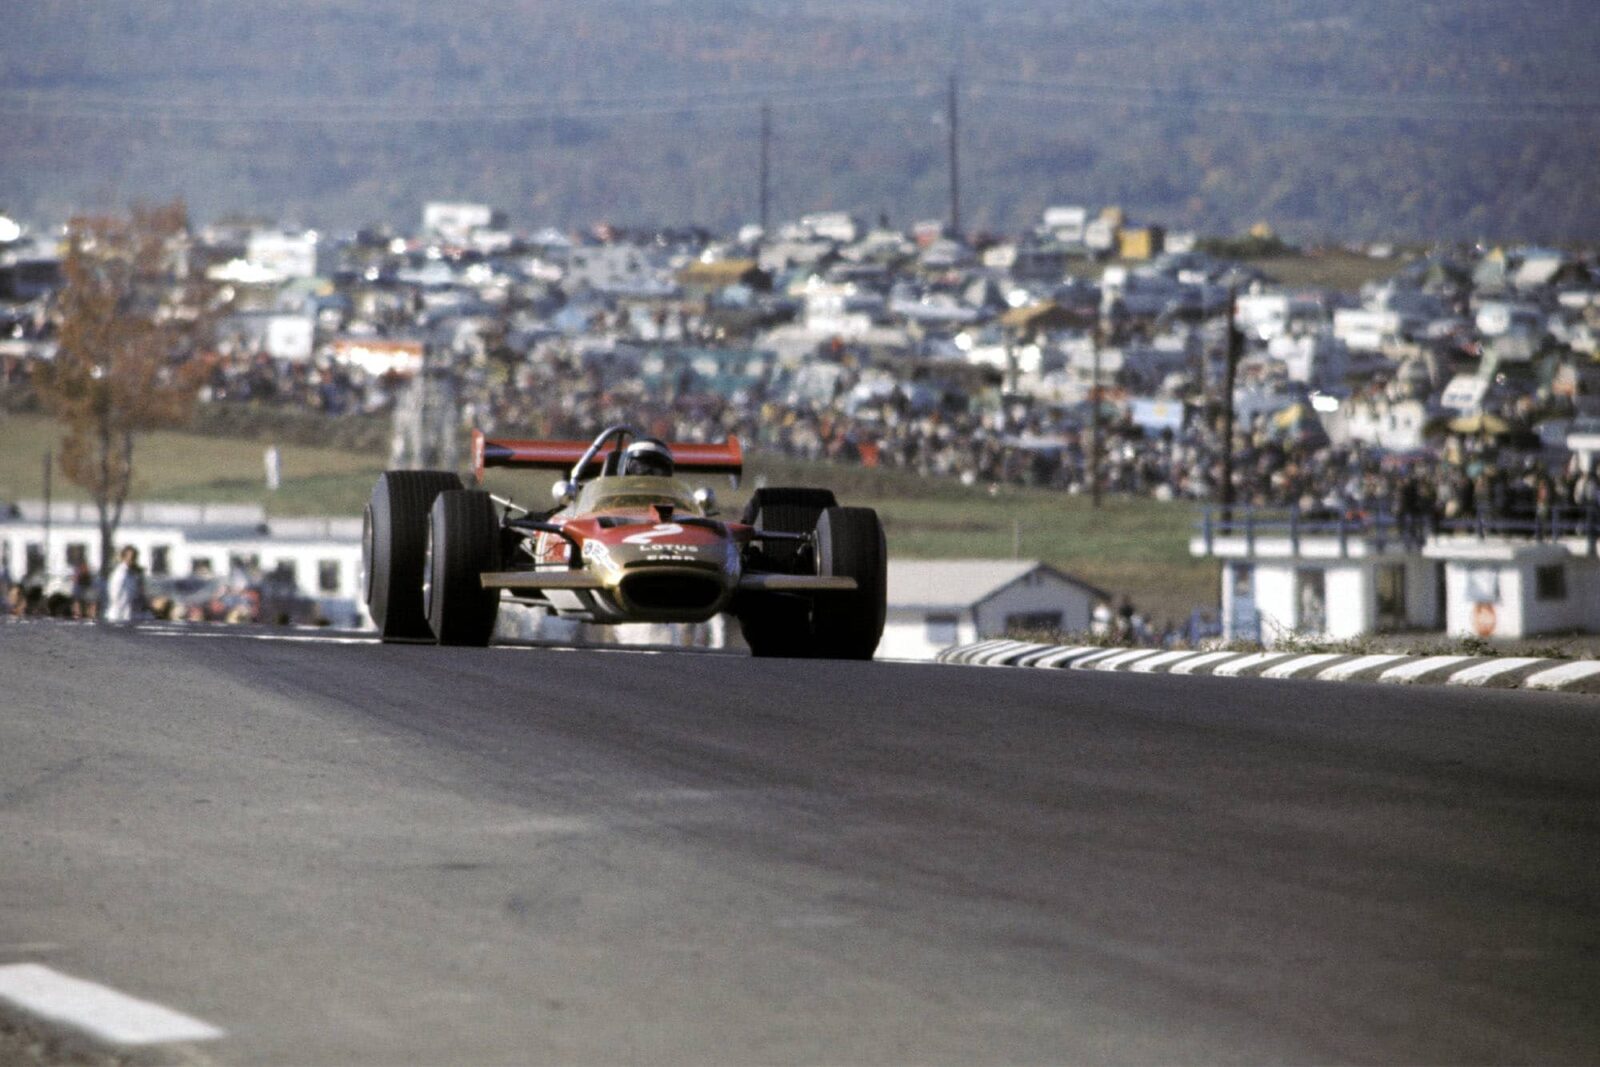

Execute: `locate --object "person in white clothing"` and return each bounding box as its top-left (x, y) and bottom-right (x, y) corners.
top-left (104, 546), bottom-right (146, 622)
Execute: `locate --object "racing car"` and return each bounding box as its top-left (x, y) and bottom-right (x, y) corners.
top-left (362, 424), bottom-right (886, 657)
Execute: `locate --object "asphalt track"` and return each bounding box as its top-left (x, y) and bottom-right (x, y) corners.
top-left (1, 622), bottom-right (1598, 1065)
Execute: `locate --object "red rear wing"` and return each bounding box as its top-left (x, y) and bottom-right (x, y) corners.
top-left (472, 429), bottom-right (743, 483)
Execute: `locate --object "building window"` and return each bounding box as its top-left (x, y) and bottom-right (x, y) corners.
top-left (25, 543), bottom-right (44, 577)
top-left (1006, 611), bottom-right (1062, 636)
top-left (271, 560), bottom-right (298, 587)
top-left (66, 543), bottom-right (87, 567)
top-left (1296, 568), bottom-right (1326, 635)
top-left (925, 613), bottom-right (959, 646)
top-left (1232, 562), bottom-right (1254, 599)
top-left (190, 556), bottom-right (214, 578)
top-left (318, 560), bottom-right (341, 593)
top-left (150, 545), bottom-right (171, 577)
top-left (1535, 564), bottom-right (1567, 601)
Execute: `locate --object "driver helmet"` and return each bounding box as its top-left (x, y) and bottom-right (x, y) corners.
top-left (620, 437), bottom-right (674, 477)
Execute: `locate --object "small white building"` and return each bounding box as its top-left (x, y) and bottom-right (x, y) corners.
top-left (1194, 510), bottom-right (1600, 644)
top-left (1333, 307), bottom-right (1417, 352)
top-left (1191, 517), bottom-right (1441, 645)
top-left (1325, 397), bottom-right (1431, 451)
top-left (245, 229), bottom-right (319, 280)
top-left (879, 559), bottom-right (1108, 661)
top-left (1041, 205), bottom-right (1088, 244)
top-left (1, 500), bottom-right (367, 627)
top-left (421, 202), bottom-right (504, 244)
top-left (797, 212), bottom-right (859, 244)
top-left (1423, 537), bottom-right (1600, 639)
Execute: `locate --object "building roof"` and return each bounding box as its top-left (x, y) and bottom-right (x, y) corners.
top-left (677, 259), bottom-right (763, 283)
top-left (887, 559), bottom-right (1107, 611)
top-left (998, 300), bottom-right (1077, 336)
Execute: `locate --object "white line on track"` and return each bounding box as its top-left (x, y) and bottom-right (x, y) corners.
top-left (142, 629), bottom-right (378, 645)
top-left (132, 623), bottom-right (686, 655)
top-left (0, 963), bottom-right (224, 1046)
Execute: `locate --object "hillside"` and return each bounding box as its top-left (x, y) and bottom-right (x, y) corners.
top-left (3, 0), bottom-right (1599, 242)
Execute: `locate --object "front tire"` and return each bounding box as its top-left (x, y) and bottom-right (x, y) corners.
top-left (736, 487), bottom-right (838, 657)
top-left (812, 506), bottom-right (887, 660)
top-left (364, 470), bottom-right (463, 642)
top-left (425, 489), bottom-right (501, 647)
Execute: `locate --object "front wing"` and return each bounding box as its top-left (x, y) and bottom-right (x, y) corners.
top-left (479, 571), bottom-right (857, 593)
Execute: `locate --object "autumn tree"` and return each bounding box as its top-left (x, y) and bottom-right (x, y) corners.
top-left (34, 201), bottom-right (210, 580)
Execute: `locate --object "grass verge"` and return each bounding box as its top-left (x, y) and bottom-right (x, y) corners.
top-left (3, 410), bottom-right (1220, 620)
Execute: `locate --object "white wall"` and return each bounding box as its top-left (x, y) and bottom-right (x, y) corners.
top-left (1439, 550), bottom-right (1599, 639)
top-left (972, 576), bottom-right (1095, 637)
top-left (1253, 565), bottom-right (1297, 641)
top-left (880, 609), bottom-right (977, 662)
top-left (879, 571), bottom-right (1097, 660)
top-left (1, 514), bottom-right (367, 626)
top-left (1324, 566), bottom-right (1367, 639)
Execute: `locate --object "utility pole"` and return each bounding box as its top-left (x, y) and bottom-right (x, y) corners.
top-left (758, 103), bottom-right (771, 247)
top-left (1220, 288), bottom-right (1242, 520)
top-left (946, 73), bottom-right (961, 239)
top-left (1089, 318), bottom-right (1103, 509)
top-left (42, 449), bottom-right (52, 579)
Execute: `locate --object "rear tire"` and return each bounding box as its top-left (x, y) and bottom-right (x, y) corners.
top-left (737, 487), bottom-right (839, 657)
top-left (425, 490), bottom-right (501, 647)
top-left (739, 486), bottom-right (839, 527)
top-left (364, 470), bottom-right (463, 642)
top-left (812, 506), bottom-right (887, 660)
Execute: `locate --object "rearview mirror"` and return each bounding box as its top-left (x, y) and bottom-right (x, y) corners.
top-left (692, 487), bottom-right (719, 516)
top-left (551, 478), bottom-right (575, 504)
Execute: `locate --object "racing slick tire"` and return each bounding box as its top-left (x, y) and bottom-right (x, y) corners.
top-left (737, 598), bottom-right (813, 658)
top-left (736, 487), bottom-right (838, 657)
top-left (425, 489), bottom-right (502, 647)
top-left (364, 470), bottom-right (463, 642)
top-left (739, 486), bottom-right (839, 529)
top-left (811, 506), bottom-right (887, 660)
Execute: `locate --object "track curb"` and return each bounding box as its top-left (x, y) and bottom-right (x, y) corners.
top-left (935, 640), bottom-right (1600, 695)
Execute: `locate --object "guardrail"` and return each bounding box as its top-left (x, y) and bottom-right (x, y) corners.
top-left (1197, 503), bottom-right (1600, 558)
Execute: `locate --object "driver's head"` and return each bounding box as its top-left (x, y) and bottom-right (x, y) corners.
top-left (621, 437), bottom-right (674, 477)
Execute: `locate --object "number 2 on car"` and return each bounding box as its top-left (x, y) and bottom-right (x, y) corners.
top-left (621, 523), bottom-right (685, 545)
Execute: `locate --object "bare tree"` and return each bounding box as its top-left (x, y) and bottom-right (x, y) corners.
top-left (34, 201), bottom-right (209, 581)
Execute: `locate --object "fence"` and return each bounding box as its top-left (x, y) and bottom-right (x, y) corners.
top-left (1197, 503), bottom-right (1600, 558)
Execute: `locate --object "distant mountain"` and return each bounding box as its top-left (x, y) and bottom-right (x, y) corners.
top-left (3, 0), bottom-right (1598, 242)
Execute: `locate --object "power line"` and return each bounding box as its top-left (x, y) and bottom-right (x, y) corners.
top-left (973, 77), bottom-right (1600, 124)
top-left (3, 73), bottom-right (1595, 128)
top-left (0, 79), bottom-right (935, 126)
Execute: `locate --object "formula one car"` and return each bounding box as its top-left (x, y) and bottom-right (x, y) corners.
top-left (362, 424), bottom-right (886, 657)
